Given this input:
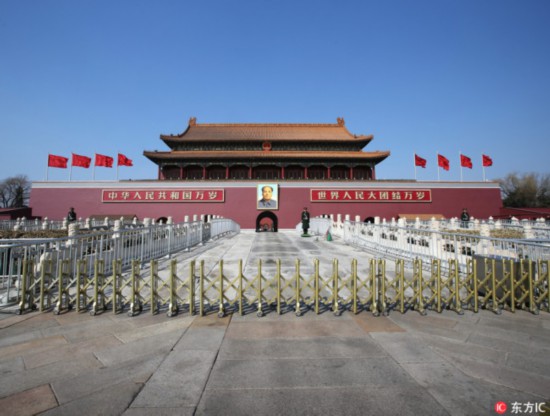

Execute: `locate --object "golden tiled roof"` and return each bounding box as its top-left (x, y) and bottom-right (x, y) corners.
top-left (147, 118), bottom-right (390, 167)
top-left (161, 118), bottom-right (373, 143)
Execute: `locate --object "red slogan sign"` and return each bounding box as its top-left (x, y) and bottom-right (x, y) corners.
top-left (102, 189), bottom-right (224, 203)
top-left (310, 189), bottom-right (432, 202)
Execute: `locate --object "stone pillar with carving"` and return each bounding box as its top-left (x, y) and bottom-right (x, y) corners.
top-left (397, 218), bottom-right (406, 249)
top-left (480, 221), bottom-right (490, 237)
top-left (524, 223), bottom-right (534, 239)
top-left (112, 220), bottom-right (121, 240)
top-left (449, 218), bottom-right (457, 231)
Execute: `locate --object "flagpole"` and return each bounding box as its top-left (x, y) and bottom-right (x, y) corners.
top-left (46, 165), bottom-right (49, 181)
top-left (482, 154), bottom-right (486, 182)
top-left (459, 151), bottom-right (463, 182)
top-left (116, 151), bottom-right (119, 181)
top-left (414, 153), bottom-right (417, 180)
top-left (69, 155), bottom-right (73, 181)
top-left (437, 152), bottom-right (440, 181)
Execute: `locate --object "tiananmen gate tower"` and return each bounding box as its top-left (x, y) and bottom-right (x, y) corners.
top-left (30, 117), bottom-right (502, 229)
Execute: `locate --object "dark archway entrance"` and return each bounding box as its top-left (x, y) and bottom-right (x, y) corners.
top-left (256, 211), bottom-right (278, 232)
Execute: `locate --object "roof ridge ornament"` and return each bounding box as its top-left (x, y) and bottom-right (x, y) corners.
top-left (189, 117), bottom-right (197, 126)
top-left (337, 117), bottom-right (345, 126)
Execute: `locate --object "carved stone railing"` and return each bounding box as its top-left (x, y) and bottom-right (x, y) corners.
top-left (305, 216), bottom-right (550, 267)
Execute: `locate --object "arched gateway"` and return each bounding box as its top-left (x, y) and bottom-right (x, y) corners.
top-left (256, 211), bottom-right (278, 232)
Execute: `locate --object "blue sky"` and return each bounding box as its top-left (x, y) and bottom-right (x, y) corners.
top-left (1, 0), bottom-right (549, 183)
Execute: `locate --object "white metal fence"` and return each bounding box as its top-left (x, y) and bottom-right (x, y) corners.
top-left (0, 219), bottom-right (240, 309)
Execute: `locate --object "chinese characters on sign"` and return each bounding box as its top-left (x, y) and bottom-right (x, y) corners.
top-left (102, 189), bottom-right (224, 203)
top-left (310, 189), bottom-right (432, 202)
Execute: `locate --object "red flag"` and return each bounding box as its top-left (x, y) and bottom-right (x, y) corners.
top-left (48, 154), bottom-right (68, 168)
top-left (460, 154), bottom-right (473, 169)
top-left (437, 154), bottom-right (450, 171)
top-left (95, 154), bottom-right (113, 168)
top-left (72, 153), bottom-right (91, 168)
top-left (482, 154), bottom-right (493, 167)
top-left (414, 154), bottom-right (427, 168)
top-left (117, 153), bottom-right (133, 167)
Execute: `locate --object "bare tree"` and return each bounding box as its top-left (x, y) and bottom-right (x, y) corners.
top-left (0, 175), bottom-right (31, 208)
top-left (498, 172), bottom-right (550, 207)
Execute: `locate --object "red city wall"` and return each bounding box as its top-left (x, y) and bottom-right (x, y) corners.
top-left (30, 182), bottom-right (502, 228)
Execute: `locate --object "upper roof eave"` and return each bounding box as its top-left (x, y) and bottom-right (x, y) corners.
top-left (143, 150), bottom-right (391, 163)
top-left (159, 117), bottom-right (373, 145)
top-left (161, 135), bottom-right (374, 145)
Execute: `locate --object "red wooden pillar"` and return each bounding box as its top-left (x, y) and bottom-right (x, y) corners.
top-left (349, 167), bottom-right (354, 180)
top-left (281, 166), bottom-right (285, 179)
top-left (180, 167), bottom-right (184, 179)
top-left (226, 166), bottom-right (230, 179)
top-left (327, 166), bottom-right (331, 179)
top-left (203, 166), bottom-right (206, 179)
top-left (304, 166), bottom-right (308, 179)
top-left (249, 166), bottom-right (253, 179)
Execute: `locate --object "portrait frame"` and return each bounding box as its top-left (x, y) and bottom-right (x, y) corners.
top-left (257, 183), bottom-right (279, 210)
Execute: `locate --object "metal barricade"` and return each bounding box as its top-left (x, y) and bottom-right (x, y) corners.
top-left (6, 253), bottom-right (550, 318)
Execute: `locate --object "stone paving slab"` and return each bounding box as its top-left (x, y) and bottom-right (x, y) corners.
top-left (226, 317), bottom-right (366, 339)
top-left (51, 353), bottom-right (164, 404)
top-left (39, 316), bottom-right (135, 343)
top-left (0, 384), bottom-right (58, 416)
top-left (369, 332), bottom-right (447, 364)
top-left (129, 349), bottom-right (219, 409)
top-left (416, 332), bottom-right (507, 367)
top-left (206, 356), bottom-right (420, 389)
top-left (195, 385), bottom-right (451, 416)
top-left (388, 313), bottom-right (472, 341)
top-left (41, 381), bottom-right (144, 416)
top-left (0, 310), bottom-right (59, 331)
top-left (124, 407), bottom-right (195, 416)
top-left (113, 316), bottom-right (194, 343)
top-left (400, 360), bottom-right (543, 416)
top-left (0, 327), bottom-right (44, 349)
top-left (350, 313), bottom-right (406, 332)
top-left (24, 333), bottom-right (122, 369)
top-left (95, 331), bottom-right (182, 367)
top-left (0, 352), bottom-right (102, 398)
top-left (449, 354), bottom-right (550, 399)
top-left (0, 334), bottom-right (68, 362)
top-left (0, 355), bottom-right (25, 376)
top-left (218, 337), bottom-right (387, 360)
top-left (129, 314), bottom-right (229, 410)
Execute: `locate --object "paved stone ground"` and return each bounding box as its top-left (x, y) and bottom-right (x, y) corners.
top-left (1, 230), bottom-right (549, 415)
